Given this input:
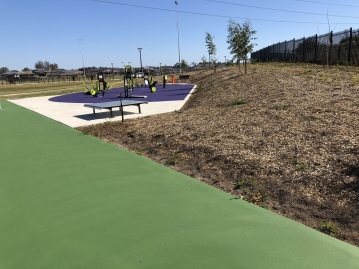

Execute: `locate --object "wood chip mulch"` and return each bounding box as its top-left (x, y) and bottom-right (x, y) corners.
top-left (77, 64), bottom-right (359, 247)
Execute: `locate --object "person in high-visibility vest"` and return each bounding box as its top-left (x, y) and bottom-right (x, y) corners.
top-left (163, 75), bottom-right (167, 88)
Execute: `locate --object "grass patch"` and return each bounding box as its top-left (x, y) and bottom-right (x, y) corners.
top-left (225, 100), bottom-right (246, 106)
top-left (166, 152), bottom-right (180, 165)
top-left (273, 104), bottom-right (290, 110)
top-left (319, 221), bottom-right (339, 236)
top-left (136, 148), bottom-right (147, 156)
top-left (301, 116), bottom-right (318, 122)
top-left (234, 181), bottom-right (247, 190)
top-left (292, 159), bottom-right (308, 170)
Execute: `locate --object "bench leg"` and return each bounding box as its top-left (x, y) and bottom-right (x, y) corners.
top-left (137, 104), bottom-right (141, 114)
top-left (93, 108), bottom-right (95, 114)
top-left (109, 108), bottom-right (113, 118)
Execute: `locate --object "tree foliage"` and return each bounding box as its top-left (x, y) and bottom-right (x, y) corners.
top-left (227, 19), bottom-right (257, 74)
top-left (205, 32), bottom-right (217, 68)
top-left (34, 60), bottom-right (58, 70)
top-left (180, 59), bottom-right (189, 71)
top-left (0, 67), bottom-right (9, 74)
top-left (201, 55), bottom-right (207, 68)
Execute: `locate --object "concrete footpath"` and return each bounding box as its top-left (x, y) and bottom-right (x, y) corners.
top-left (8, 84), bottom-right (196, 128)
top-left (1, 101), bottom-right (359, 268)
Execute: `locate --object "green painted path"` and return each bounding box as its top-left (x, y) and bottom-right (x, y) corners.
top-left (1, 101), bottom-right (359, 269)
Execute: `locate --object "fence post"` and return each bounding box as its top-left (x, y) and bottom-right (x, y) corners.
top-left (314, 34), bottom-right (318, 64)
top-left (303, 37), bottom-right (306, 62)
top-left (329, 31), bottom-right (333, 68)
top-left (292, 38), bottom-right (295, 61)
top-left (338, 45), bottom-right (341, 63)
top-left (348, 27), bottom-right (353, 64)
top-left (272, 44), bottom-right (274, 61)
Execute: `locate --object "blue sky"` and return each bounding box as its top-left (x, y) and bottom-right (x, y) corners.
top-left (1, 0), bottom-right (359, 71)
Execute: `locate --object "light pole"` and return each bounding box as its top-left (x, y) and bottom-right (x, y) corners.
top-left (111, 63), bottom-right (114, 80)
top-left (160, 62), bottom-right (162, 75)
top-left (79, 38), bottom-right (85, 78)
top-left (224, 56), bottom-right (226, 65)
top-left (175, 1), bottom-right (181, 73)
top-left (137, 48), bottom-right (143, 75)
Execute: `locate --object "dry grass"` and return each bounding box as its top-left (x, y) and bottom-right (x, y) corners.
top-left (0, 78), bottom-right (125, 99)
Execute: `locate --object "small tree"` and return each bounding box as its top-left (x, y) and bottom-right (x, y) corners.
top-left (211, 56), bottom-right (218, 72)
top-left (180, 59), bottom-right (189, 71)
top-left (205, 32), bottom-right (217, 69)
top-left (201, 55), bottom-right (207, 68)
top-left (22, 67), bottom-right (31, 71)
top-left (227, 19), bottom-right (257, 74)
top-left (240, 20), bottom-right (257, 74)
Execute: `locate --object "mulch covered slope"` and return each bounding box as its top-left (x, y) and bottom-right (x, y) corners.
top-left (78, 64), bottom-right (359, 247)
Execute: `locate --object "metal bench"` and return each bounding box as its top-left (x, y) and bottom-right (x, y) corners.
top-left (84, 100), bottom-right (148, 122)
top-left (178, 75), bottom-right (190, 83)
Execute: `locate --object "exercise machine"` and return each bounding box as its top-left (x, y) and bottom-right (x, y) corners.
top-left (83, 72), bottom-right (115, 97)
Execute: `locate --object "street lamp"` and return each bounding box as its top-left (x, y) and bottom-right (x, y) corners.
top-left (79, 38), bottom-right (85, 78)
top-left (175, 1), bottom-right (181, 73)
top-left (224, 56), bottom-right (227, 65)
top-left (160, 62), bottom-right (162, 75)
top-left (137, 48), bottom-right (143, 75)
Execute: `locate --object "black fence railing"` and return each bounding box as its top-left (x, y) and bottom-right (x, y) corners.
top-left (251, 27), bottom-right (359, 66)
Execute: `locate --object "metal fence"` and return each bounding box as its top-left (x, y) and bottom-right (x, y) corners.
top-left (251, 27), bottom-right (359, 66)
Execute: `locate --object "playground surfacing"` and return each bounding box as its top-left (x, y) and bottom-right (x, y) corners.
top-left (9, 83), bottom-right (196, 128)
top-left (1, 100), bottom-right (359, 268)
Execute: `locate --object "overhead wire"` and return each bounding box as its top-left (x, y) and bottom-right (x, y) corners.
top-left (293, 0), bottom-right (359, 8)
top-left (91, 0), bottom-right (359, 24)
top-left (205, 0), bottom-right (359, 18)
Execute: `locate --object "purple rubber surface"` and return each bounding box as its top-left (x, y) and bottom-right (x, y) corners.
top-left (49, 84), bottom-right (195, 103)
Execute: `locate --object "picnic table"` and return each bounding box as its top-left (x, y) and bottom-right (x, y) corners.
top-left (84, 100), bottom-right (148, 122)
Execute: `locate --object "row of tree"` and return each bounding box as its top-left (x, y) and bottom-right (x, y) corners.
top-left (34, 61), bottom-right (58, 70)
top-left (0, 60), bottom-right (59, 74)
top-left (172, 19), bottom-right (256, 73)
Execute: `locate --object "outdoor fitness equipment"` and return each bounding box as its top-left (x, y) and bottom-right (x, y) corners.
top-left (149, 76), bottom-right (157, 93)
top-left (122, 65), bottom-right (135, 98)
top-left (142, 75), bottom-right (156, 92)
top-left (119, 65), bottom-right (147, 98)
top-left (83, 72), bottom-right (115, 97)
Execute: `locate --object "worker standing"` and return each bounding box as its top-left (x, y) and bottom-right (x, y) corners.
top-left (163, 74), bottom-right (167, 88)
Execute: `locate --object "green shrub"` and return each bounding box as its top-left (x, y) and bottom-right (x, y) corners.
top-left (319, 221), bottom-right (339, 236)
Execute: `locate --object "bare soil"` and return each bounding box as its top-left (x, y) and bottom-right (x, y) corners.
top-left (77, 63), bottom-right (359, 247)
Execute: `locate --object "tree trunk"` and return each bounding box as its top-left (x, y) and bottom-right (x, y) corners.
top-left (244, 59), bottom-right (247, 74)
top-left (209, 52), bottom-right (211, 69)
